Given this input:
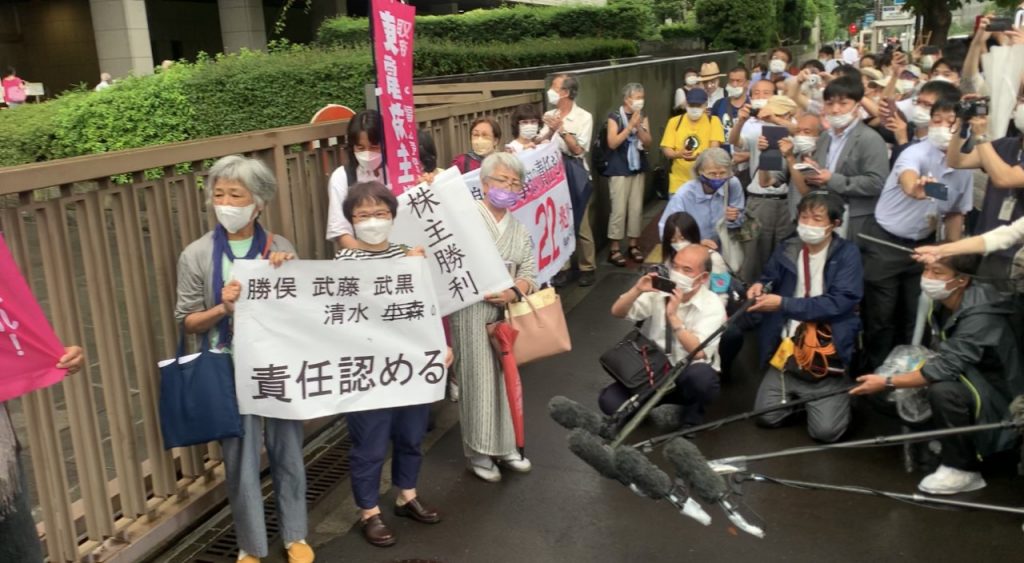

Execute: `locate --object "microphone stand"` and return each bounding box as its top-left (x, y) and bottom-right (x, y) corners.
top-left (709, 419), bottom-right (1024, 475)
top-left (633, 384), bottom-right (856, 452)
top-left (607, 287), bottom-right (766, 448)
top-left (739, 472), bottom-right (1024, 517)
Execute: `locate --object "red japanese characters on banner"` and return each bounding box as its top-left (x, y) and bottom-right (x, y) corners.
top-left (372, 0), bottom-right (421, 195)
top-left (0, 233), bottom-right (66, 402)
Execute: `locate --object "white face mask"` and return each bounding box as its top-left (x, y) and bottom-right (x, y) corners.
top-left (930, 74), bottom-right (954, 84)
top-left (896, 79), bottom-right (916, 95)
top-left (669, 269), bottom-right (699, 293)
top-left (797, 223), bottom-right (830, 245)
top-left (214, 203), bottom-right (256, 234)
top-left (354, 217), bottom-right (393, 245)
top-left (928, 126), bottom-right (953, 150)
top-left (686, 107), bottom-right (705, 120)
top-left (631, 99), bottom-right (645, 112)
top-left (1014, 104), bottom-right (1024, 132)
top-left (355, 150), bottom-right (382, 171)
top-left (519, 123), bottom-right (539, 139)
top-left (792, 135), bottom-right (818, 154)
top-left (726, 85), bottom-right (745, 98)
top-left (912, 104), bottom-right (933, 127)
top-left (547, 89), bottom-right (561, 105)
top-left (750, 98), bottom-right (769, 110)
top-left (769, 59), bottom-right (787, 74)
top-left (826, 109), bottom-right (857, 131)
top-left (685, 76), bottom-right (699, 86)
top-left (920, 276), bottom-right (956, 301)
top-left (920, 55), bottom-right (936, 72)
top-left (671, 240), bottom-right (691, 252)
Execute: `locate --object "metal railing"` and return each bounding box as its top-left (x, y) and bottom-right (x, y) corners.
top-left (0, 89), bottom-right (541, 562)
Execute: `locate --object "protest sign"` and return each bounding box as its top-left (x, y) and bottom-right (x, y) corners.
top-left (232, 257), bottom-right (447, 420)
top-left (391, 168), bottom-right (514, 316)
top-left (0, 233), bottom-right (66, 401)
top-left (372, 0), bottom-right (420, 194)
top-left (464, 142), bottom-right (575, 284)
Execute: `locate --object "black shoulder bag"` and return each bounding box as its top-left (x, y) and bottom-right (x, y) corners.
top-left (599, 295), bottom-right (674, 394)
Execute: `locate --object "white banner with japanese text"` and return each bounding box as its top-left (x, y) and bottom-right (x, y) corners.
top-left (232, 258), bottom-right (446, 419)
top-left (391, 169), bottom-right (514, 316)
top-left (463, 142), bottom-right (575, 285)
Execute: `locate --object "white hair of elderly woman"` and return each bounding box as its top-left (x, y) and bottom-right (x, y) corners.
top-left (480, 151), bottom-right (525, 183)
top-left (693, 147), bottom-right (734, 177)
top-left (205, 154), bottom-right (278, 207)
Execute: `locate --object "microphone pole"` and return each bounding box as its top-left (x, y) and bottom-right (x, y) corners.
top-left (633, 384), bottom-right (856, 452)
top-left (607, 283), bottom-right (770, 448)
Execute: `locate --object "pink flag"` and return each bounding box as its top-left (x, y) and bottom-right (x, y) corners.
top-left (372, 0), bottom-right (421, 195)
top-left (0, 233), bottom-right (66, 402)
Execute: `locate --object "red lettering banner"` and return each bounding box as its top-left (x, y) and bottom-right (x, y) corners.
top-left (372, 0), bottom-right (421, 195)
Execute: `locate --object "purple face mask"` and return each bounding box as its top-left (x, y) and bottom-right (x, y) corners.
top-left (486, 186), bottom-right (521, 209)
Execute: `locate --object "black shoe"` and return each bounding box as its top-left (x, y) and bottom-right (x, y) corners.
top-left (550, 270), bottom-right (575, 288)
top-left (578, 270), bottom-right (596, 287)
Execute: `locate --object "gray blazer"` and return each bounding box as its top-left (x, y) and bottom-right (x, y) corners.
top-left (811, 122), bottom-right (890, 219)
top-left (174, 230), bottom-right (297, 323)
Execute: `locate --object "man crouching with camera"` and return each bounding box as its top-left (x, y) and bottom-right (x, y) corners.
top-left (600, 244), bottom-right (727, 428)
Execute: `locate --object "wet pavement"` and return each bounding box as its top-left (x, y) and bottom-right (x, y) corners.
top-left (308, 269), bottom-right (1024, 563)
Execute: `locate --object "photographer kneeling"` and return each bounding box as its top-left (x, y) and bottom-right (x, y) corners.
top-left (601, 244), bottom-right (727, 428)
top-left (851, 254), bottom-right (1024, 495)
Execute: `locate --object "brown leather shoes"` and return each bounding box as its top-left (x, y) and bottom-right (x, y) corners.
top-left (394, 497), bottom-right (442, 524)
top-left (361, 514), bottom-right (396, 547)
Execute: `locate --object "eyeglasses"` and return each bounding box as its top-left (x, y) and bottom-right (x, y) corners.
top-left (353, 210), bottom-right (392, 221)
top-left (487, 175), bottom-right (523, 190)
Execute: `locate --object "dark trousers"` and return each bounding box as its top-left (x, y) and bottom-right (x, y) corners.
top-left (0, 452), bottom-right (44, 563)
top-left (346, 404), bottom-right (431, 509)
top-left (861, 220), bottom-right (928, 372)
top-left (927, 381), bottom-right (979, 470)
top-left (598, 363), bottom-right (720, 426)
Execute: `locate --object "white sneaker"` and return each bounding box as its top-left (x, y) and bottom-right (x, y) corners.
top-left (917, 464), bottom-right (986, 495)
top-left (496, 452), bottom-right (532, 473)
top-left (467, 455), bottom-right (501, 482)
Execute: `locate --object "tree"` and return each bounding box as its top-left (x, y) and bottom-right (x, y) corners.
top-left (817, 0), bottom-right (839, 42)
top-left (835, 0), bottom-right (872, 29)
top-left (695, 0), bottom-right (779, 50)
top-left (904, 0), bottom-right (1019, 46)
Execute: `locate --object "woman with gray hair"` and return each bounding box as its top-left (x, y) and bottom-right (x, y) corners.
top-left (174, 155), bottom-right (313, 563)
top-left (605, 82), bottom-right (652, 266)
top-left (657, 147), bottom-right (745, 250)
top-left (449, 152), bottom-right (537, 483)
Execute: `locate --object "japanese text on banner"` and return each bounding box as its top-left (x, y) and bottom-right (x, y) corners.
top-left (0, 233), bottom-right (66, 400)
top-left (463, 142), bottom-right (575, 285)
top-left (232, 258), bottom-right (447, 420)
top-left (372, 0), bottom-right (420, 194)
top-left (391, 168), bottom-right (514, 316)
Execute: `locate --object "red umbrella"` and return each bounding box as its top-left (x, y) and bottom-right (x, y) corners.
top-left (487, 320), bottom-right (525, 456)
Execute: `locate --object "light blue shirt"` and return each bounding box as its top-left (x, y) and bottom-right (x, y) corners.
top-left (825, 118), bottom-right (859, 173)
top-left (875, 141), bottom-right (973, 241)
top-left (658, 178), bottom-right (746, 241)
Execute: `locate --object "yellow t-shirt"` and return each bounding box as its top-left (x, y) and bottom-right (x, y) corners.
top-left (660, 114), bottom-right (725, 193)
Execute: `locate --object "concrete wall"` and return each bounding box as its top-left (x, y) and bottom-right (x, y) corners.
top-left (1, 0), bottom-right (100, 96)
top-left (147, 0), bottom-right (223, 63)
top-left (548, 51), bottom-right (740, 246)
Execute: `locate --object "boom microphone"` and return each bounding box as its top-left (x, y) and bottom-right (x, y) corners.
top-left (613, 445), bottom-right (711, 526)
top-left (664, 437), bottom-right (765, 538)
top-left (567, 428), bottom-right (628, 485)
top-left (550, 396), bottom-right (615, 440)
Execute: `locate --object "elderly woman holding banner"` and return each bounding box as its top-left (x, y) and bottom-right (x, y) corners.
top-left (173, 155), bottom-right (311, 563)
top-left (449, 152), bottom-right (537, 483)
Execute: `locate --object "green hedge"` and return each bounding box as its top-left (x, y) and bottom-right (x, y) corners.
top-left (318, 1), bottom-right (656, 46)
top-left (0, 38), bottom-right (638, 168)
top-left (695, 0), bottom-right (778, 50)
top-left (659, 23), bottom-right (701, 40)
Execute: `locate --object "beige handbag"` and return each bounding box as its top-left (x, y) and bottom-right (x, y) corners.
top-left (505, 287), bottom-right (572, 365)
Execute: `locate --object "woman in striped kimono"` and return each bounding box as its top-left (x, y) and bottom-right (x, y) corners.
top-left (450, 152), bottom-right (537, 483)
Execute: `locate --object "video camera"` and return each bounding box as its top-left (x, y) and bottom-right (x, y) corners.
top-left (956, 97), bottom-right (989, 120)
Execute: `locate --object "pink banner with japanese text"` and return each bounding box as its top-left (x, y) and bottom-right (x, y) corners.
top-left (0, 233), bottom-right (66, 402)
top-left (372, 0), bottom-right (421, 195)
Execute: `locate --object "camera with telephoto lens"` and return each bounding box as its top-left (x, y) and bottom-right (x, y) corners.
top-left (956, 97), bottom-right (989, 120)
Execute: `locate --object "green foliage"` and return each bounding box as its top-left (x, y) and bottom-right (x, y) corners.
top-left (817, 0), bottom-right (839, 41)
top-left (317, 2), bottom-right (657, 46)
top-left (835, 0), bottom-right (873, 28)
top-left (695, 0), bottom-right (779, 50)
top-left (0, 38), bottom-right (637, 167)
top-left (650, 0), bottom-right (688, 22)
top-left (778, 0), bottom-right (819, 43)
top-left (659, 22), bottom-right (702, 40)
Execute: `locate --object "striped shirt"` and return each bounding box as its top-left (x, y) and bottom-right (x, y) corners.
top-left (334, 243), bottom-right (407, 261)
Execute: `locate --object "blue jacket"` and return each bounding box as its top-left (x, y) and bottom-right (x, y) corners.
top-left (756, 235), bottom-right (863, 368)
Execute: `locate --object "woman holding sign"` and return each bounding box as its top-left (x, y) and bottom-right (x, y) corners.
top-left (449, 152), bottom-right (537, 483)
top-left (173, 155), bottom-right (311, 563)
top-left (336, 181), bottom-right (452, 548)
